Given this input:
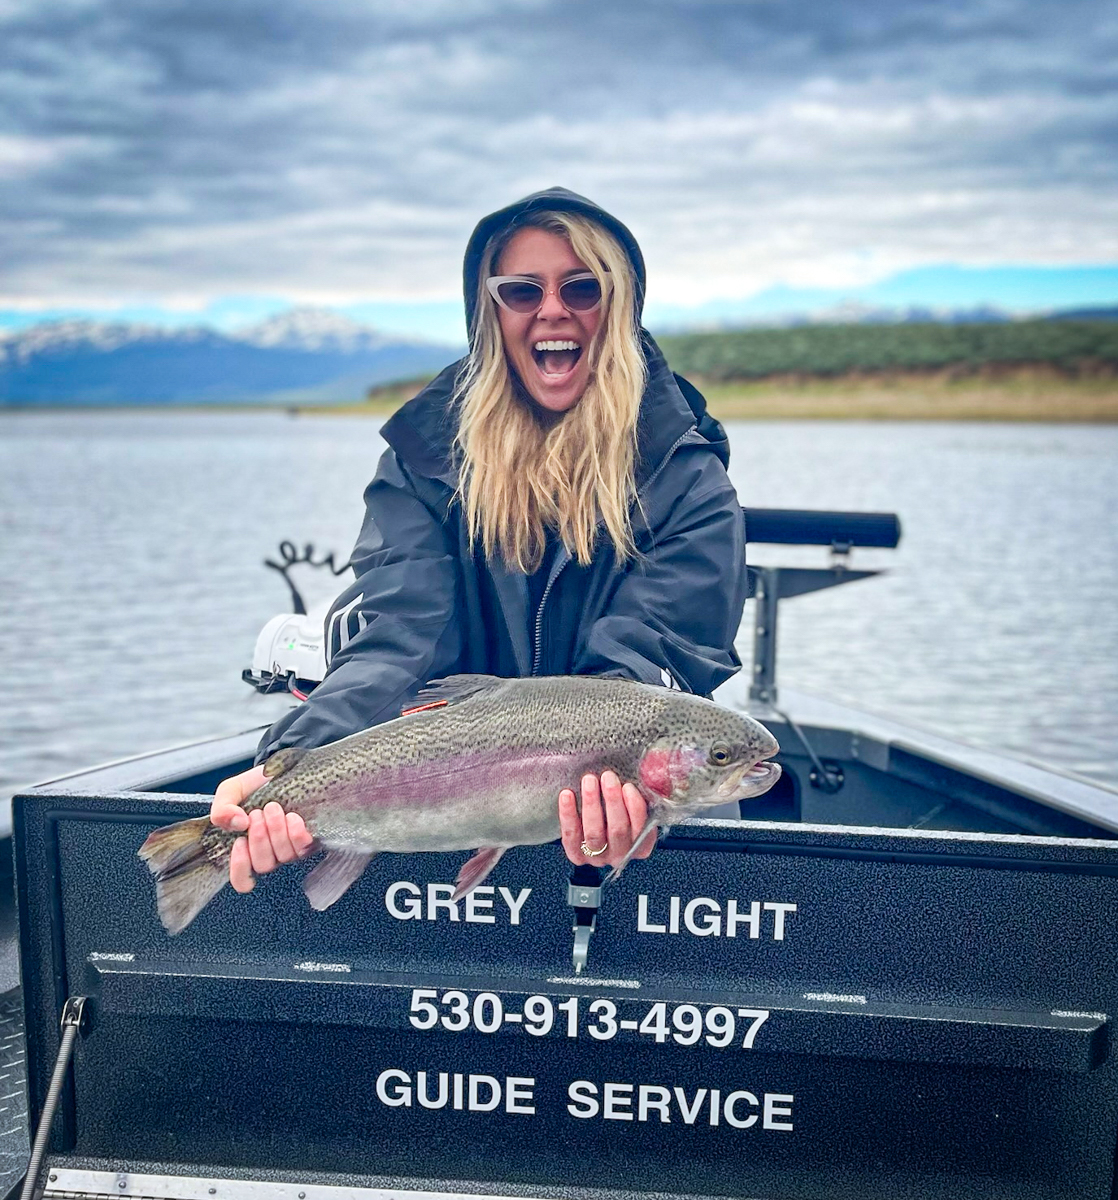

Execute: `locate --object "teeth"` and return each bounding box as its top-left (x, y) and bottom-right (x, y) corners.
top-left (533, 340), bottom-right (580, 351)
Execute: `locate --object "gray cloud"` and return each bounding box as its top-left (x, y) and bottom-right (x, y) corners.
top-left (1, 0), bottom-right (1116, 311)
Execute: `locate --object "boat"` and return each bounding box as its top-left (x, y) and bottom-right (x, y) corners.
top-left (3, 506), bottom-right (1118, 1200)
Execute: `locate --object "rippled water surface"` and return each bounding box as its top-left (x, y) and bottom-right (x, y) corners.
top-left (2, 411), bottom-right (1115, 826)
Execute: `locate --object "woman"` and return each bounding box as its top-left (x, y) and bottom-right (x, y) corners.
top-left (211, 187), bottom-right (748, 891)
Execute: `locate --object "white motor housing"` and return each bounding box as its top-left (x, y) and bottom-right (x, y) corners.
top-left (242, 599), bottom-right (330, 696)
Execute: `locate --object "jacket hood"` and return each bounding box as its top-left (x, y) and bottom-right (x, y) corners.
top-left (462, 186), bottom-right (647, 340)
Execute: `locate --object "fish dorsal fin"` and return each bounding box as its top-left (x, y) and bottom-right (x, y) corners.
top-left (262, 746), bottom-right (308, 779)
top-left (414, 674), bottom-right (508, 708)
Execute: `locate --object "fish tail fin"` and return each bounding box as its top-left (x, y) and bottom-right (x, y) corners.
top-left (605, 817), bottom-right (661, 883)
top-left (138, 816), bottom-right (230, 935)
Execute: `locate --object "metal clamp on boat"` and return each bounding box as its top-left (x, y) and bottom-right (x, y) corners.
top-left (567, 866), bottom-right (604, 974)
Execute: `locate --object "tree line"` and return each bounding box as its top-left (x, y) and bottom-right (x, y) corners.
top-left (658, 318), bottom-right (1118, 381)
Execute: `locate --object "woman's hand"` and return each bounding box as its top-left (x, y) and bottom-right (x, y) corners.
top-left (210, 765), bottom-right (315, 893)
top-left (558, 771), bottom-right (656, 870)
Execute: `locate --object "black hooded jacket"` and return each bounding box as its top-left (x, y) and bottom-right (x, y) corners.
top-left (256, 188), bottom-right (747, 761)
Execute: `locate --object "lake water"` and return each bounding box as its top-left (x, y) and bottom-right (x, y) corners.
top-left (2, 411), bottom-right (1116, 831)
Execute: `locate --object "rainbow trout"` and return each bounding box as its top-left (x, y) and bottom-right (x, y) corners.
top-left (139, 674), bottom-right (780, 934)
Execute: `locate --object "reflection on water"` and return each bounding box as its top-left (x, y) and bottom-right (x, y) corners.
top-left (1, 412), bottom-right (1115, 821)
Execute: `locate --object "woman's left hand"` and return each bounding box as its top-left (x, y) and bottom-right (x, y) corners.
top-left (558, 770), bottom-right (656, 869)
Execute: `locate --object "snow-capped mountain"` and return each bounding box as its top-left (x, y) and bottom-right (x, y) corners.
top-left (0, 320), bottom-right (217, 366)
top-left (0, 309), bottom-right (461, 406)
top-left (237, 307), bottom-right (393, 353)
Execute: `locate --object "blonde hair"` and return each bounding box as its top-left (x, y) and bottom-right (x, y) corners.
top-left (454, 210), bottom-right (646, 573)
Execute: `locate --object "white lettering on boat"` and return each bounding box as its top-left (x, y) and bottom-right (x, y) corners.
top-left (567, 1080), bottom-right (794, 1129)
top-left (371, 1068), bottom-right (793, 1130)
top-left (636, 894), bottom-right (797, 940)
top-left (384, 881), bottom-right (532, 924)
top-left (374, 1069), bottom-right (536, 1114)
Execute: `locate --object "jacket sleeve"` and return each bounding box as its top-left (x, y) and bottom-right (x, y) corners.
top-left (573, 447), bottom-right (747, 697)
top-left (255, 450), bottom-right (462, 761)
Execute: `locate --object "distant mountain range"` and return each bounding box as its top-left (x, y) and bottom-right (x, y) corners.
top-left (2, 303), bottom-right (1113, 407)
top-left (0, 308), bottom-right (462, 406)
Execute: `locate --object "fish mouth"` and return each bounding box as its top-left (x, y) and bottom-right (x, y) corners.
top-left (718, 760), bottom-right (782, 800)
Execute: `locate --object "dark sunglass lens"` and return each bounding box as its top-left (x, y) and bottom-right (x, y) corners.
top-left (497, 281), bottom-right (545, 312)
top-left (560, 276), bottom-right (602, 310)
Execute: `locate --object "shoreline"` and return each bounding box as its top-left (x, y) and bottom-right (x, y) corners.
top-left (3, 369), bottom-right (1117, 422)
top-left (698, 370), bottom-right (1118, 422)
top-left (326, 367), bottom-right (1118, 421)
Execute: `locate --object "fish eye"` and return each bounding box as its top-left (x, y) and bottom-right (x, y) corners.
top-left (710, 744), bottom-right (732, 765)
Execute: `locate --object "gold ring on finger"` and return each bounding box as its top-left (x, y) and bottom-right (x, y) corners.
top-left (580, 840), bottom-right (608, 857)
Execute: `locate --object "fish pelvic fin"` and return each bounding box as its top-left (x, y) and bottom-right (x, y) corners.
top-left (138, 817), bottom-right (231, 935)
top-left (302, 848), bottom-right (375, 911)
top-left (605, 816), bottom-right (661, 883)
top-left (452, 847), bottom-right (507, 900)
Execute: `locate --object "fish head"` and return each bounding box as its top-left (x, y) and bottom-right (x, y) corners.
top-left (638, 702), bottom-right (781, 816)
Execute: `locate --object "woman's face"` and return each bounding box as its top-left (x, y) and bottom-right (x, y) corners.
top-left (494, 226), bottom-right (603, 415)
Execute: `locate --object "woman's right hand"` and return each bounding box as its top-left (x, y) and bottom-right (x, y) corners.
top-left (210, 765), bottom-right (315, 893)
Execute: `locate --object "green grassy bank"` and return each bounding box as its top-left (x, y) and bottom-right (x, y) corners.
top-left (657, 318), bottom-right (1118, 380)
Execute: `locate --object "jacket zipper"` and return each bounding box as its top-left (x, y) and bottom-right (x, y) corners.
top-left (531, 549), bottom-right (570, 676)
top-left (530, 424), bottom-right (697, 676)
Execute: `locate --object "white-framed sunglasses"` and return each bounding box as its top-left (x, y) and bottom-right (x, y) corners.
top-left (485, 272), bottom-right (603, 314)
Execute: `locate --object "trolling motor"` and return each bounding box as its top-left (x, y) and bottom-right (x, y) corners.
top-left (242, 541), bottom-right (349, 699)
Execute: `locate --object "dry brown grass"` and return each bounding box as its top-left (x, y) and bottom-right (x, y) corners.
top-left (699, 366), bottom-right (1118, 422)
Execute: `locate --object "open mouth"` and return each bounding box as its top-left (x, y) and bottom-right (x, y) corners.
top-left (532, 340), bottom-right (583, 377)
top-left (719, 760), bottom-right (782, 800)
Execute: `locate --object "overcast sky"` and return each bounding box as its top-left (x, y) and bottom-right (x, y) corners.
top-left (2, 0), bottom-right (1117, 340)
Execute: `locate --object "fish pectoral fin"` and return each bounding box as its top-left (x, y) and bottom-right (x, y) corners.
top-left (262, 746), bottom-right (308, 779)
top-left (452, 847), bottom-right (507, 900)
top-left (302, 848), bottom-right (375, 911)
top-left (605, 816), bottom-right (661, 883)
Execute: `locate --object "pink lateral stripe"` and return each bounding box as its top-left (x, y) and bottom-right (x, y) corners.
top-left (321, 747), bottom-right (593, 809)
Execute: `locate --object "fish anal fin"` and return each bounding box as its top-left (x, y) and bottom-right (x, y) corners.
top-left (302, 848), bottom-right (375, 911)
top-left (452, 847), bottom-right (507, 900)
top-left (263, 747), bottom-right (308, 779)
top-left (415, 675), bottom-right (507, 709)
